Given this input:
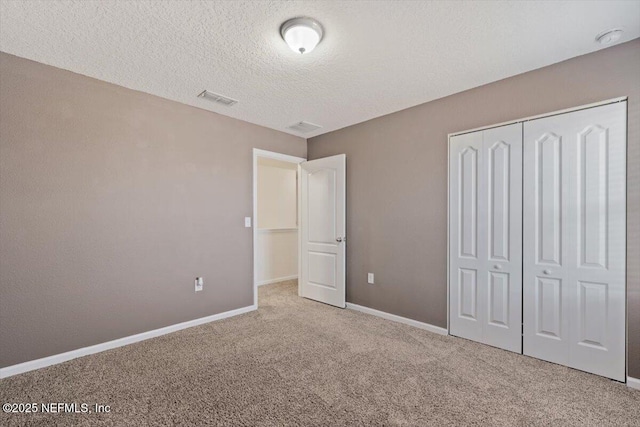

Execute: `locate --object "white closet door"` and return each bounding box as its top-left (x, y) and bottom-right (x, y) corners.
top-left (482, 125), bottom-right (523, 352)
top-left (450, 131), bottom-right (485, 343)
top-left (449, 123), bottom-right (522, 353)
top-left (523, 102), bottom-right (626, 381)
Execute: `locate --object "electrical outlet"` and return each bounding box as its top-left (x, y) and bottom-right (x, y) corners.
top-left (244, 217), bottom-right (252, 228)
top-left (367, 273), bottom-right (374, 284)
top-left (195, 277), bottom-right (203, 292)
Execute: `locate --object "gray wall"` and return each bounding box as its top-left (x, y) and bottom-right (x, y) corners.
top-left (308, 39), bottom-right (640, 378)
top-left (0, 53), bottom-right (306, 368)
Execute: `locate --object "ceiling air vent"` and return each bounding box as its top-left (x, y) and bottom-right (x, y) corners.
top-left (287, 121), bottom-right (322, 133)
top-left (197, 90), bottom-right (238, 107)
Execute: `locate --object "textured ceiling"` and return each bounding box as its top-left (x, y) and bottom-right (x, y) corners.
top-left (1, 1), bottom-right (639, 138)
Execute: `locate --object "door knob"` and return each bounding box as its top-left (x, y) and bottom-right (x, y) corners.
top-left (494, 264), bottom-right (502, 270)
top-left (336, 237), bottom-right (343, 242)
top-left (543, 269), bottom-right (551, 275)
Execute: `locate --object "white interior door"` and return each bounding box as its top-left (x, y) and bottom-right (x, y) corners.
top-left (299, 154), bottom-right (346, 308)
top-left (449, 123), bottom-right (522, 353)
top-left (523, 102), bottom-right (626, 381)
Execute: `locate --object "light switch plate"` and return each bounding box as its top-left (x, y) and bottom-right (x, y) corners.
top-left (244, 217), bottom-right (252, 228)
top-left (195, 277), bottom-right (203, 292)
top-left (368, 273), bottom-right (374, 284)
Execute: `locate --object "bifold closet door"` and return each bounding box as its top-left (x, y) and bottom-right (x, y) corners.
top-left (449, 123), bottom-right (522, 353)
top-left (523, 102), bottom-right (626, 381)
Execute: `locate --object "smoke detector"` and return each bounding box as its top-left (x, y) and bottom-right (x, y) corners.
top-left (595, 29), bottom-right (623, 45)
top-left (197, 90), bottom-right (238, 107)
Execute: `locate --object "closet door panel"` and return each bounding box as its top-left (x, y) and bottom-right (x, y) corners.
top-left (570, 103), bottom-right (626, 381)
top-left (482, 124), bottom-right (522, 353)
top-left (523, 102), bottom-right (626, 381)
top-left (449, 123), bottom-right (522, 353)
top-left (523, 123), bottom-right (570, 365)
top-left (450, 131), bottom-right (485, 343)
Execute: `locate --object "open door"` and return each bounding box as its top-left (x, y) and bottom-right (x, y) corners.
top-left (299, 154), bottom-right (346, 308)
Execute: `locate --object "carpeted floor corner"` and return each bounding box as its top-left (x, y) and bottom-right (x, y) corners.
top-left (1, 280), bottom-right (639, 426)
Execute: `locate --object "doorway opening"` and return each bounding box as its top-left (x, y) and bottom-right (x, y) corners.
top-left (252, 149), bottom-right (305, 306)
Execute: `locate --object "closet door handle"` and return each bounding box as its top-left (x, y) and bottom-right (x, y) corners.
top-left (336, 237), bottom-right (343, 243)
top-left (543, 269), bottom-right (552, 275)
top-left (494, 264), bottom-right (502, 270)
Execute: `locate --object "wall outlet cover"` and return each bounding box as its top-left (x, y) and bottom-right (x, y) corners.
top-left (368, 273), bottom-right (374, 284)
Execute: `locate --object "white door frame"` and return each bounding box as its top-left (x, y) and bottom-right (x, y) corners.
top-left (252, 148), bottom-right (306, 307)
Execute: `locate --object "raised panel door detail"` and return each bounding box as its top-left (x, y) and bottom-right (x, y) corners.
top-left (578, 125), bottom-right (608, 269)
top-left (488, 272), bottom-right (509, 327)
top-left (458, 268), bottom-right (478, 320)
top-left (482, 123), bottom-right (523, 353)
top-left (450, 124), bottom-right (521, 354)
top-left (459, 147), bottom-right (478, 259)
top-left (308, 169), bottom-right (336, 244)
top-left (308, 252), bottom-right (337, 289)
top-left (449, 132), bottom-right (484, 344)
top-left (524, 101), bottom-right (626, 381)
top-left (536, 133), bottom-right (562, 266)
top-left (536, 277), bottom-right (562, 339)
top-left (524, 123), bottom-right (568, 366)
top-left (577, 281), bottom-right (608, 349)
top-left (299, 154), bottom-right (346, 308)
top-left (488, 141), bottom-right (510, 261)
top-left (569, 104), bottom-right (626, 381)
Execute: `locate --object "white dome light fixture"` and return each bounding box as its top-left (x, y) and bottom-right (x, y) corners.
top-left (280, 17), bottom-right (323, 54)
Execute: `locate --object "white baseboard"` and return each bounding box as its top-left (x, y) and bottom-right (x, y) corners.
top-left (257, 275), bottom-right (298, 286)
top-left (0, 304), bottom-right (257, 379)
top-left (346, 303), bottom-right (448, 336)
top-left (628, 376), bottom-right (640, 390)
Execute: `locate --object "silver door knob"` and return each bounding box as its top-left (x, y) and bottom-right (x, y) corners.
top-left (336, 237), bottom-right (343, 242)
top-left (494, 264), bottom-right (502, 270)
top-left (543, 269), bottom-right (551, 275)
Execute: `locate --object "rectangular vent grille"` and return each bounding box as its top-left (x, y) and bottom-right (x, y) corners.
top-left (197, 90), bottom-right (238, 107)
top-left (287, 121), bottom-right (322, 133)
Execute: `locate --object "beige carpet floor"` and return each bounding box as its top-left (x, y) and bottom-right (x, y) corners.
top-left (1, 280), bottom-right (639, 426)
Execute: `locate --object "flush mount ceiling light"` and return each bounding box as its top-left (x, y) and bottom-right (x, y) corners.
top-left (280, 17), bottom-right (323, 54)
top-left (596, 29), bottom-right (623, 45)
